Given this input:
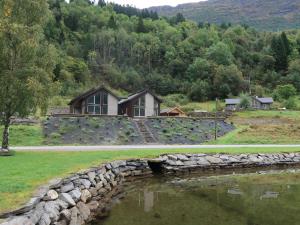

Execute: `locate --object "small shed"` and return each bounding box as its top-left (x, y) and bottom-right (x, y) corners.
top-left (252, 97), bottom-right (274, 110)
top-left (160, 107), bottom-right (187, 117)
top-left (225, 99), bottom-right (241, 111)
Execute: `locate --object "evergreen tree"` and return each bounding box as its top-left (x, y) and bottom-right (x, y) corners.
top-left (97, 0), bottom-right (106, 7)
top-left (271, 35), bottom-right (288, 72)
top-left (136, 17), bottom-right (146, 33)
top-left (107, 15), bottom-right (117, 29)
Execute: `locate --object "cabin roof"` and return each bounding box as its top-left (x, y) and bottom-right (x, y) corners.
top-left (255, 97), bottom-right (274, 104)
top-left (225, 99), bottom-right (241, 105)
top-left (69, 86), bottom-right (119, 105)
top-left (118, 89), bottom-right (162, 105)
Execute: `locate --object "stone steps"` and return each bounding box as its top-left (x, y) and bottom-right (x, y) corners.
top-left (135, 119), bottom-right (157, 144)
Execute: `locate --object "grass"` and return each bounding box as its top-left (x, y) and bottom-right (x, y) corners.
top-left (1, 147), bottom-right (300, 214)
top-left (210, 110), bottom-right (300, 144)
top-left (0, 125), bottom-right (44, 146)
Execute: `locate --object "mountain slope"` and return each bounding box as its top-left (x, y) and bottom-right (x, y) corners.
top-left (150, 0), bottom-right (300, 31)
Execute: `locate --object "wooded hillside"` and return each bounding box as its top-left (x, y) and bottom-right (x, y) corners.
top-left (35, 0), bottom-right (300, 102)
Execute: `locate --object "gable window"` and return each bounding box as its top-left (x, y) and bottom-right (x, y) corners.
top-left (133, 96), bottom-right (145, 117)
top-left (87, 92), bottom-right (108, 115)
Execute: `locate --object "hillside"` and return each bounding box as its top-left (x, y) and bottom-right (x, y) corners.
top-left (150, 0), bottom-right (300, 31)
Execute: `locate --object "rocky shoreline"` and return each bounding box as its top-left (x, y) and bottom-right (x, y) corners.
top-left (2, 152), bottom-right (300, 225)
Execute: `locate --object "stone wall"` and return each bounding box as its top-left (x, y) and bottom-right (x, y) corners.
top-left (2, 152), bottom-right (300, 225)
top-left (0, 159), bottom-right (151, 225)
top-left (150, 152), bottom-right (300, 174)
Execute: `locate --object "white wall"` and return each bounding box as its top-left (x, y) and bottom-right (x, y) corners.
top-left (145, 93), bottom-right (155, 117)
top-left (108, 94), bottom-right (119, 115)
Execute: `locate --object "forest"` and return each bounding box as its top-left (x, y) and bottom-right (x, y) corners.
top-left (5, 0), bottom-right (300, 103)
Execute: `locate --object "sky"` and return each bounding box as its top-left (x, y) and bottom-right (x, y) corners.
top-left (107, 0), bottom-right (206, 9)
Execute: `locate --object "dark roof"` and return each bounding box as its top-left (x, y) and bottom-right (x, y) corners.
top-left (225, 99), bottom-right (240, 105)
top-left (255, 97), bottom-right (274, 104)
top-left (118, 89), bottom-right (162, 105)
top-left (69, 86), bottom-right (119, 105)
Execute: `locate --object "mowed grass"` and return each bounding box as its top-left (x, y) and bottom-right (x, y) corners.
top-left (1, 148), bottom-right (300, 213)
top-left (0, 125), bottom-right (44, 146)
top-left (212, 110), bottom-right (300, 144)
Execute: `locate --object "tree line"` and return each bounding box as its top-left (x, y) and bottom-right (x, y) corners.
top-left (1, 0), bottom-right (300, 151)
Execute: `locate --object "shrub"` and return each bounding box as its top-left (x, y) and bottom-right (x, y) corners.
top-left (273, 84), bottom-right (297, 101)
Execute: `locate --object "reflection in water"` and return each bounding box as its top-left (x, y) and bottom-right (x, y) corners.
top-left (143, 190), bottom-right (154, 212)
top-left (91, 168), bottom-right (300, 225)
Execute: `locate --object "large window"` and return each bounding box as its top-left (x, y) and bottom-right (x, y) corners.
top-left (87, 92), bottom-right (108, 115)
top-left (133, 96), bottom-right (145, 117)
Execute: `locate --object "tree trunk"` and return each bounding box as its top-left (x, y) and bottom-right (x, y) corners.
top-left (1, 119), bottom-right (10, 152)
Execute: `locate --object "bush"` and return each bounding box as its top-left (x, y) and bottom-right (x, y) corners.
top-left (283, 97), bottom-right (298, 110)
top-left (273, 84), bottom-right (297, 101)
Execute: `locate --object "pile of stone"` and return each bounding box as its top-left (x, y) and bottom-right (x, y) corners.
top-left (157, 153), bottom-right (300, 173)
top-left (1, 159), bottom-right (150, 225)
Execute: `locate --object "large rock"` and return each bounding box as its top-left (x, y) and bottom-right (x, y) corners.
top-left (76, 202), bottom-right (90, 221)
top-left (205, 156), bottom-right (224, 164)
top-left (38, 214), bottom-right (51, 225)
top-left (59, 193), bottom-right (76, 207)
top-left (60, 209), bottom-right (71, 221)
top-left (43, 190), bottom-right (58, 201)
top-left (2, 217), bottom-right (34, 225)
top-left (80, 190), bottom-right (92, 203)
top-left (60, 183), bottom-right (75, 193)
top-left (44, 201), bottom-right (60, 222)
top-left (79, 179), bottom-right (91, 189)
top-left (69, 189), bottom-right (81, 202)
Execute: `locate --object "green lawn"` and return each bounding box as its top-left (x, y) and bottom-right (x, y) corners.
top-left (1, 148), bottom-right (300, 214)
top-left (0, 125), bottom-right (44, 146)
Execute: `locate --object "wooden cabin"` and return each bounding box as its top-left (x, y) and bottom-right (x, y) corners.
top-left (118, 90), bottom-right (162, 117)
top-left (68, 86), bottom-right (119, 115)
top-left (160, 107), bottom-right (187, 117)
top-left (251, 97), bottom-right (274, 110)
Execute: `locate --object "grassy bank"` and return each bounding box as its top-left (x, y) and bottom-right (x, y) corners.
top-left (211, 110), bottom-right (300, 144)
top-left (1, 147), bottom-right (300, 214)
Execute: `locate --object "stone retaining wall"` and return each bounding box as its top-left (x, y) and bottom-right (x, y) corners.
top-left (152, 152), bottom-right (300, 173)
top-left (2, 152), bottom-right (300, 225)
top-left (1, 159), bottom-right (151, 225)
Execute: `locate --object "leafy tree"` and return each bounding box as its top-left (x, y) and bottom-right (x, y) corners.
top-left (206, 42), bottom-right (234, 65)
top-left (273, 84), bottom-right (297, 101)
top-left (239, 94), bottom-right (251, 109)
top-left (0, 0), bottom-right (56, 152)
top-left (187, 58), bottom-right (212, 81)
top-left (213, 64), bottom-right (244, 98)
top-left (188, 80), bottom-right (211, 102)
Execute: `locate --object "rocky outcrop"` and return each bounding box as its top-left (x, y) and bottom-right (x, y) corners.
top-left (0, 159), bottom-right (151, 225)
top-left (2, 152), bottom-right (300, 225)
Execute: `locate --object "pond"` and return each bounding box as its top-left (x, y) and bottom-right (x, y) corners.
top-left (90, 168), bottom-right (300, 225)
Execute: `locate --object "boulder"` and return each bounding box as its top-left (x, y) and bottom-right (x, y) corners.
top-left (38, 214), bottom-right (51, 225)
top-left (60, 209), bottom-right (71, 221)
top-left (44, 201), bottom-right (60, 222)
top-left (80, 190), bottom-right (92, 203)
top-left (60, 183), bottom-right (75, 193)
top-left (43, 190), bottom-right (58, 201)
top-left (205, 156), bottom-right (224, 164)
top-left (59, 193), bottom-right (76, 207)
top-left (76, 202), bottom-right (90, 221)
top-left (79, 179), bottom-right (91, 189)
top-left (69, 189), bottom-right (81, 202)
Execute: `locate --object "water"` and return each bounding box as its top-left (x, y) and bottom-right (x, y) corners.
top-left (90, 168), bottom-right (300, 225)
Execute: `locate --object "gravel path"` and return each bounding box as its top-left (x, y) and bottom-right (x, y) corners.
top-left (11, 144), bottom-right (300, 151)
